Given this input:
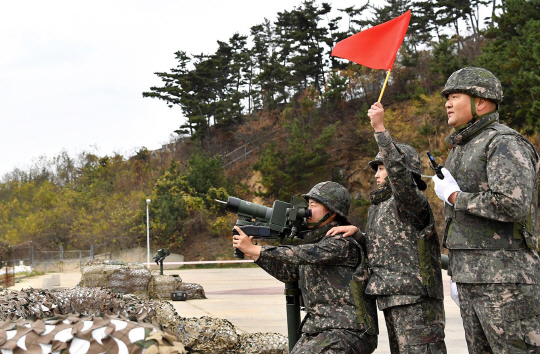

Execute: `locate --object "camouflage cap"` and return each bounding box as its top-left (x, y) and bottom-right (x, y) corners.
top-left (303, 181), bottom-right (351, 220)
top-left (396, 143), bottom-right (422, 175)
top-left (368, 144), bottom-right (427, 190)
top-left (368, 152), bottom-right (384, 171)
top-left (441, 67), bottom-right (503, 104)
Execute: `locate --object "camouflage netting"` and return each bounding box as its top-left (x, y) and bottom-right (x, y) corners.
top-left (0, 315), bottom-right (187, 354)
top-left (0, 287), bottom-right (178, 332)
top-left (151, 271), bottom-right (183, 283)
top-left (81, 260), bottom-right (206, 300)
top-left (177, 316), bottom-right (239, 352)
top-left (176, 283), bottom-right (206, 300)
top-left (238, 332), bottom-right (290, 354)
top-left (80, 260), bottom-right (152, 298)
top-left (0, 288), bottom-right (288, 354)
top-left (149, 275), bottom-right (183, 300)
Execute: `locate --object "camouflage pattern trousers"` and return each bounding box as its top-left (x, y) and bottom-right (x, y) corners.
top-left (383, 297), bottom-right (446, 354)
top-left (290, 329), bottom-right (378, 354)
top-left (458, 283), bottom-right (540, 354)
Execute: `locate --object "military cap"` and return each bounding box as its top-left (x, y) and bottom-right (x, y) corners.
top-left (369, 144), bottom-right (427, 190)
top-left (303, 181), bottom-right (351, 221)
top-left (441, 67), bottom-right (503, 104)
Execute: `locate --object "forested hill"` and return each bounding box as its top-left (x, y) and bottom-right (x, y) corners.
top-left (1, 0), bottom-right (539, 261)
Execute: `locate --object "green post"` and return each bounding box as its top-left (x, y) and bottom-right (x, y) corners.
top-left (284, 281), bottom-right (301, 351)
top-left (441, 254), bottom-right (449, 270)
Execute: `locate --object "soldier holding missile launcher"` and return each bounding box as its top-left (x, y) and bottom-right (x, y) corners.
top-left (230, 182), bottom-right (378, 354)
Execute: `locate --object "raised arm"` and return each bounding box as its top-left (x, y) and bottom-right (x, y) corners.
top-left (367, 102), bottom-right (429, 224)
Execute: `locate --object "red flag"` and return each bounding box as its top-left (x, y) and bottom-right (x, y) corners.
top-left (331, 10), bottom-right (411, 70)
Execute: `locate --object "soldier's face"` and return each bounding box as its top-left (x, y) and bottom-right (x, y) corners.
top-left (445, 93), bottom-right (473, 127)
top-left (307, 199), bottom-right (329, 222)
top-left (375, 165), bottom-right (388, 186)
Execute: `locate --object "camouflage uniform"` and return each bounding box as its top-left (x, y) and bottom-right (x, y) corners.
top-left (441, 67), bottom-right (540, 353)
top-left (366, 131), bottom-right (446, 354)
top-left (256, 182), bottom-right (378, 354)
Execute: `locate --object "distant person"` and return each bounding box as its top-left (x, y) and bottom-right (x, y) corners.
top-left (432, 67), bottom-right (540, 353)
top-left (233, 181), bottom-right (378, 354)
top-left (328, 102), bottom-right (446, 353)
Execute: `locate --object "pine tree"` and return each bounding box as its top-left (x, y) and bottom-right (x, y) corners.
top-left (478, 0), bottom-right (540, 130)
top-left (274, 1), bottom-right (332, 94)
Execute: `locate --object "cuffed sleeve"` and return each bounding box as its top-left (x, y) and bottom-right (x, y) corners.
top-left (375, 130), bottom-right (429, 228)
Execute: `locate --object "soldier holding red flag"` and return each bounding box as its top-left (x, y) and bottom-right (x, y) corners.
top-left (331, 11), bottom-right (447, 353)
top-left (328, 101), bottom-right (447, 354)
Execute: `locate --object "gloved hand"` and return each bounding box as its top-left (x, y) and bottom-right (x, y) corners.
top-left (450, 279), bottom-right (460, 307)
top-left (432, 168), bottom-right (461, 206)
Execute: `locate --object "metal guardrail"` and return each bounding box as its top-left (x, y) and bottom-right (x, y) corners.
top-left (144, 260), bottom-right (254, 266)
top-left (222, 128), bottom-right (280, 167)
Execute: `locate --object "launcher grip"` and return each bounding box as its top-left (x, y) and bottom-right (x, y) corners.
top-left (233, 225), bottom-right (273, 259)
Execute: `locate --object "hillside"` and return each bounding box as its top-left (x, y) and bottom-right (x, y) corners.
top-left (2, 0), bottom-right (540, 262)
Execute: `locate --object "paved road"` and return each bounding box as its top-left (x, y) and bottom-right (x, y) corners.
top-left (9, 267), bottom-right (468, 354)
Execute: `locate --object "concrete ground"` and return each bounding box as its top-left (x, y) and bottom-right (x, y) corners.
top-left (9, 267), bottom-right (468, 354)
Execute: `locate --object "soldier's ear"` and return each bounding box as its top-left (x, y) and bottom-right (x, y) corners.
top-left (476, 97), bottom-right (495, 113)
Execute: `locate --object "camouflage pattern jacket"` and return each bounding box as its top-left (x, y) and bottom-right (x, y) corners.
top-left (255, 222), bottom-right (378, 335)
top-left (365, 131), bottom-right (444, 309)
top-left (443, 111), bottom-right (540, 284)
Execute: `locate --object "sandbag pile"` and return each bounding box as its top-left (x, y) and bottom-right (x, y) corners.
top-left (176, 283), bottom-right (206, 300)
top-left (80, 260), bottom-right (206, 300)
top-left (148, 275), bottom-right (183, 300)
top-left (80, 260), bottom-right (152, 299)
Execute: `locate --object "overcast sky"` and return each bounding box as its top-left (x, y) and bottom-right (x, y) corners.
top-left (0, 0), bottom-right (383, 177)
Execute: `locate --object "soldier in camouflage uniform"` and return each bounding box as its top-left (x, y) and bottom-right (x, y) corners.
top-left (233, 181), bottom-right (378, 354)
top-left (329, 102), bottom-right (447, 353)
top-left (431, 67), bottom-right (540, 353)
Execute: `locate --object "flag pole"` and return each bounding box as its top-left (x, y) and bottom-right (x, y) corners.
top-left (378, 69), bottom-right (391, 103)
